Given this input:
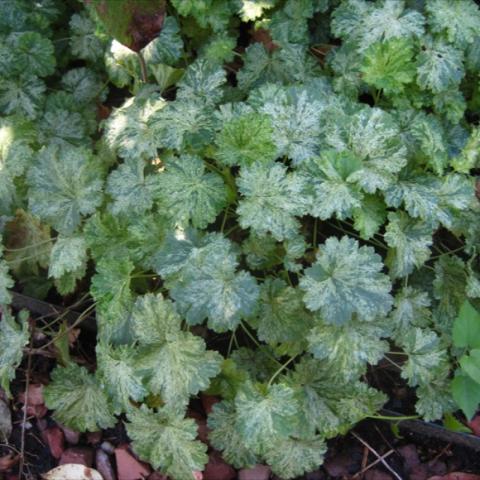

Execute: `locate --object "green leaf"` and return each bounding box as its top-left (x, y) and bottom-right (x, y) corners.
top-left (90, 256), bottom-right (135, 344)
top-left (300, 236), bottom-right (393, 324)
top-left (384, 211), bottom-right (433, 279)
top-left (27, 144), bottom-right (104, 234)
top-left (237, 163), bottom-right (308, 241)
top-left (6, 31), bottom-right (55, 77)
top-left (308, 318), bottom-right (389, 380)
top-left (460, 349), bottom-right (480, 385)
top-left (416, 36), bottom-right (464, 94)
top-left (410, 113), bottom-right (449, 175)
top-left (352, 194), bottom-right (387, 240)
top-left (106, 158), bottom-right (161, 217)
top-left (157, 154), bottom-right (228, 229)
top-left (151, 97), bottom-right (216, 151)
top-left (443, 412), bottom-right (472, 433)
top-left (390, 286), bottom-right (432, 332)
top-left (287, 357), bottom-right (386, 438)
top-left (453, 301), bottom-right (480, 349)
top-left (264, 436), bottom-right (327, 480)
top-left (176, 58), bottom-right (226, 104)
top-left (451, 127), bottom-right (480, 173)
top-left (399, 327), bottom-right (449, 387)
top-left (433, 255), bottom-right (468, 331)
top-left (48, 235), bottom-right (87, 280)
top-left (235, 382), bottom-right (299, 454)
top-left (136, 331), bottom-right (222, 409)
top-left (324, 107), bottom-right (407, 193)
top-left (131, 293), bottom-right (182, 345)
top-left (0, 74), bottom-right (45, 119)
top-left (169, 251), bottom-right (259, 332)
top-left (96, 342), bottom-right (147, 414)
top-left (104, 91), bottom-right (166, 161)
top-left (331, 0), bottom-right (425, 51)
top-left (142, 16), bottom-right (183, 65)
top-left (252, 81), bottom-right (327, 165)
top-left (214, 112), bottom-right (277, 168)
top-left (126, 406), bottom-right (208, 478)
top-left (426, 0), bottom-right (480, 49)
top-left (452, 372), bottom-right (480, 420)
top-left (44, 363), bottom-right (116, 432)
top-left (238, 43), bottom-right (320, 93)
top-left (69, 12), bottom-right (106, 62)
top-left (361, 38), bottom-right (416, 94)
top-left (61, 67), bottom-right (105, 104)
top-left (0, 258), bottom-right (13, 305)
top-left (207, 400), bottom-right (259, 468)
top-left (239, 0), bottom-right (276, 21)
top-left (301, 150), bottom-right (363, 220)
top-left (249, 279), bottom-right (313, 346)
top-left (0, 309), bottom-right (29, 397)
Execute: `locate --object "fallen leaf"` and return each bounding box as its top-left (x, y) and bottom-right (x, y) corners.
top-left (86, 0), bottom-right (166, 51)
top-left (42, 464), bottom-right (103, 480)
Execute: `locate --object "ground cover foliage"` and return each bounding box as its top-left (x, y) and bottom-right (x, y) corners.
top-left (1, 0), bottom-right (480, 478)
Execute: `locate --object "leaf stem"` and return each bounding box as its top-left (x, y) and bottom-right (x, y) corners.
top-left (368, 414), bottom-right (419, 421)
top-left (267, 355), bottom-right (297, 388)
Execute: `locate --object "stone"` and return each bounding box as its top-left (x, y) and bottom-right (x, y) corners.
top-left (238, 465), bottom-right (271, 480)
top-left (203, 451), bottom-right (235, 480)
top-left (115, 445), bottom-right (151, 480)
top-left (148, 473), bottom-right (168, 480)
top-left (87, 431), bottom-right (102, 445)
top-left (59, 447), bottom-right (93, 467)
top-left (96, 449), bottom-right (117, 480)
top-left (59, 424), bottom-right (80, 445)
top-left (43, 426), bottom-right (65, 459)
top-left (364, 470), bottom-right (394, 480)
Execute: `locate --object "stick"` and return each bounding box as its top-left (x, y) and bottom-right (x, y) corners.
top-left (351, 432), bottom-right (402, 480)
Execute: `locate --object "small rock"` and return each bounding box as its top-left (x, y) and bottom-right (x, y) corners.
top-left (201, 395), bottom-right (220, 415)
top-left (115, 445), bottom-right (151, 480)
top-left (305, 471), bottom-right (325, 480)
top-left (59, 447), bottom-right (93, 467)
top-left (19, 384), bottom-right (47, 418)
top-left (96, 449), bottom-right (116, 480)
top-left (203, 451), bottom-right (235, 480)
top-left (0, 453), bottom-right (20, 471)
top-left (187, 409), bottom-right (209, 444)
top-left (43, 426), bottom-right (65, 459)
top-left (398, 444), bottom-right (421, 470)
top-left (238, 465), bottom-right (271, 480)
top-left (427, 459), bottom-right (447, 476)
top-left (409, 463), bottom-right (428, 480)
top-left (365, 470), bottom-right (394, 480)
top-left (468, 415), bottom-right (480, 436)
top-left (101, 441), bottom-right (115, 455)
top-left (324, 453), bottom-right (355, 477)
top-left (18, 384), bottom-right (44, 406)
top-left (148, 473), bottom-right (168, 480)
top-left (36, 418), bottom-right (48, 432)
top-left (59, 424), bottom-right (80, 445)
top-left (87, 431), bottom-right (102, 445)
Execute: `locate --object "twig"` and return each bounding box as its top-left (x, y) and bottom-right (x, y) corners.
top-left (359, 446), bottom-right (369, 479)
top-left (353, 449), bottom-right (395, 478)
top-left (18, 324), bottom-right (33, 479)
top-left (351, 431), bottom-right (402, 480)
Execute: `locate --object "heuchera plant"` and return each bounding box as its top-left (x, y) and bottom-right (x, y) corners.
top-left (1, 0), bottom-right (480, 478)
